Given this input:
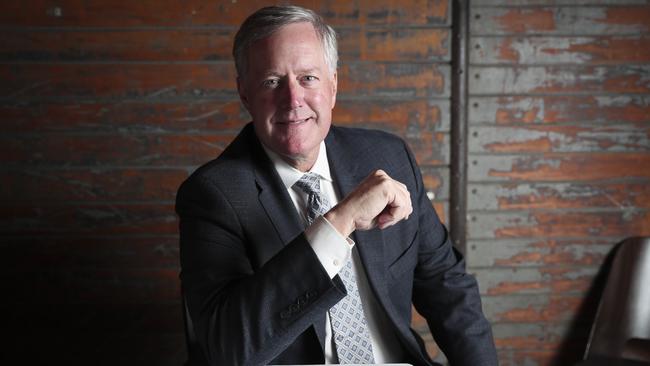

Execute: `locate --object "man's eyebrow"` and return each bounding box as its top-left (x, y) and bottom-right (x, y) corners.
top-left (296, 68), bottom-right (320, 75)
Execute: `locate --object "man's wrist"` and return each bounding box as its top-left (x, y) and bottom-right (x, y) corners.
top-left (324, 207), bottom-right (355, 238)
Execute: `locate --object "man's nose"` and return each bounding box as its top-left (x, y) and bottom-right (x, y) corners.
top-left (282, 79), bottom-right (304, 109)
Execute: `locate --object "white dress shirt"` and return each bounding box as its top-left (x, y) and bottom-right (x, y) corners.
top-left (262, 141), bottom-right (404, 364)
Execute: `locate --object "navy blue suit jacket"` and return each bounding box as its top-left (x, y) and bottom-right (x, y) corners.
top-left (176, 123), bottom-right (497, 365)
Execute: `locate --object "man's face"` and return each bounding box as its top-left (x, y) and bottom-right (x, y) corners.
top-left (237, 22), bottom-right (337, 170)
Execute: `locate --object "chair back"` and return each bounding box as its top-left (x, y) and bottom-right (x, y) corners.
top-left (584, 237), bottom-right (650, 362)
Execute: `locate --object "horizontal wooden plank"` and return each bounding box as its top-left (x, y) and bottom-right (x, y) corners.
top-left (497, 349), bottom-right (565, 366)
top-left (473, 267), bottom-right (597, 295)
top-left (0, 63), bottom-right (449, 99)
top-left (0, 63), bottom-right (237, 99)
top-left (0, 169), bottom-right (188, 202)
top-left (335, 100), bottom-right (450, 132)
top-left (1, 28), bottom-right (449, 63)
top-left (469, 95), bottom-right (650, 124)
top-left (469, 65), bottom-right (650, 95)
top-left (482, 294), bottom-right (585, 323)
top-left (2, 268), bottom-right (180, 303)
top-left (338, 28), bottom-right (450, 62)
top-left (468, 182), bottom-right (650, 210)
top-left (2, 204), bottom-right (177, 235)
top-left (467, 238), bottom-right (615, 267)
top-left (468, 153), bottom-right (650, 182)
top-left (0, 131), bottom-right (445, 167)
top-left (0, 0), bottom-right (449, 27)
top-left (0, 237), bottom-right (178, 270)
top-left (468, 210), bottom-right (650, 239)
top-left (471, 6), bottom-right (650, 35)
top-left (1, 99), bottom-right (449, 133)
top-left (471, 35), bottom-right (650, 65)
top-left (340, 63), bottom-right (450, 98)
top-left (0, 28), bottom-right (232, 62)
top-left (491, 322), bottom-right (583, 351)
top-left (469, 125), bottom-right (650, 153)
top-left (0, 134), bottom-right (235, 167)
top-left (474, 0), bottom-right (650, 5)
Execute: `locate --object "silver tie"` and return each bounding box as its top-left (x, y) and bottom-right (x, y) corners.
top-left (294, 173), bottom-right (375, 364)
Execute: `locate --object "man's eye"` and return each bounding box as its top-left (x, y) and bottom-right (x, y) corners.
top-left (262, 79), bottom-right (279, 88)
top-left (302, 75), bottom-right (318, 83)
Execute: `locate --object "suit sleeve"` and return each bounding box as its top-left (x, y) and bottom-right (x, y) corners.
top-left (403, 143), bottom-right (499, 366)
top-left (176, 175), bottom-right (345, 365)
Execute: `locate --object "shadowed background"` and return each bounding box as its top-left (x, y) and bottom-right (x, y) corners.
top-left (1, 1), bottom-right (649, 365)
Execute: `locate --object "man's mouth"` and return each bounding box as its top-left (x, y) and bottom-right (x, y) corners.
top-left (277, 117), bottom-right (314, 124)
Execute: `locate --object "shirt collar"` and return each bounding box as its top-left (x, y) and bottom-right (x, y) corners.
top-left (261, 141), bottom-right (333, 190)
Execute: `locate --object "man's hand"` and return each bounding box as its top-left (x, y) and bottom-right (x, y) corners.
top-left (325, 170), bottom-right (412, 237)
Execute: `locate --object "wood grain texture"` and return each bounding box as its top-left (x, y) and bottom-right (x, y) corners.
top-left (472, 35), bottom-right (650, 65)
top-left (471, 5), bottom-right (650, 35)
top-left (0, 28), bottom-right (449, 62)
top-left (469, 95), bottom-right (650, 124)
top-left (0, 0), bottom-right (450, 27)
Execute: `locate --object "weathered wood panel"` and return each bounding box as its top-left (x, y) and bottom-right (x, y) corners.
top-left (469, 153), bottom-right (650, 182)
top-left (1, 237), bottom-right (179, 269)
top-left (469, 210), bottom-right (650, 239)
top-left (0, 28), bottom-right (449, 62)
top-left (467, 238), bottom-right (614, 267)
top-left (2, 204), bottom-right (178, 235)
top-left (471, 35), bottom-right (650, 65)
top-left (482, 294), bottom-right (584, 323)
top-left (470, 125), bottom-right (650, 153)
top-left (470, 65), bottom-right (650, 95)
top-left (0, 0), bottom-right (450, 27)
top-left (340, 63), bottom-right (450, 98)
top-left (335, 100), bottom-right (450, 132)
top-left (469, 1), bottom-right (650, 365)
top-left (0, 63), bottom-right (449, 99)
top-left (0, 169), bottom-right (188, 202)
top-left (0, 63), bottom-right (238, 99)
top-left (474, 0), bottom-right (650, 5)
top-left (471, 6), bottom-right (650, 35)
top-left (469, 95), bottom-right (650, 124)
top-left (0, 134), bottom-right (236, 167)
top-left (468, 182), bottom-right (650, 211)
top-left (474, 267), bottom-right (597, 295)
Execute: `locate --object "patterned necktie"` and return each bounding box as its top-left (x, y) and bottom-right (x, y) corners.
top-left (294, 173), bottom-right (375, 364)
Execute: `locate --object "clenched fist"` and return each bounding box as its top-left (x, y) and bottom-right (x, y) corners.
top-left (325, 170), bottom-right (412, 237)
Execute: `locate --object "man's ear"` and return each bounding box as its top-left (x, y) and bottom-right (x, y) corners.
top-left (237, 76), bottom-right (250, 110)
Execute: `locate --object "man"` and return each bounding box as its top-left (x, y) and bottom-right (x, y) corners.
top-left (176, 5), bottom-right (497, 366)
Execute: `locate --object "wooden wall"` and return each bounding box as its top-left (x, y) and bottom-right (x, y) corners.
top-left (1, 0), bottom-right (451, 364)
top-left (3, 1), bottom-right (649, 365)
top-left (467, 1), bottom-right (650, 365)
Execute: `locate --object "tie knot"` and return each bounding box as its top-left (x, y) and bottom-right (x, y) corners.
top-left (294, 172), bottom-right (321, 196)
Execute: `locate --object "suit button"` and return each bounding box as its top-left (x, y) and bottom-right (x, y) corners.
top-left (280, 310), bottom-right (291, 319)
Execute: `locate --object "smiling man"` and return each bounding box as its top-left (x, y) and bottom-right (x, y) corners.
top-left (176, 5), bottom-right (497, 366)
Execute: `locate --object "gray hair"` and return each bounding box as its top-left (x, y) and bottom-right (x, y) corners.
top-left (233, 5), bottom-right (338, 79)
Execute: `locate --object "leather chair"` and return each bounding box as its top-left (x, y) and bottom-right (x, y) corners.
top-left (583, 237), bottom-right (650, 363)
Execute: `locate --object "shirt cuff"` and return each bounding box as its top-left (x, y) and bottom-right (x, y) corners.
top-left (305, 215), bottom-right (354, 279)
